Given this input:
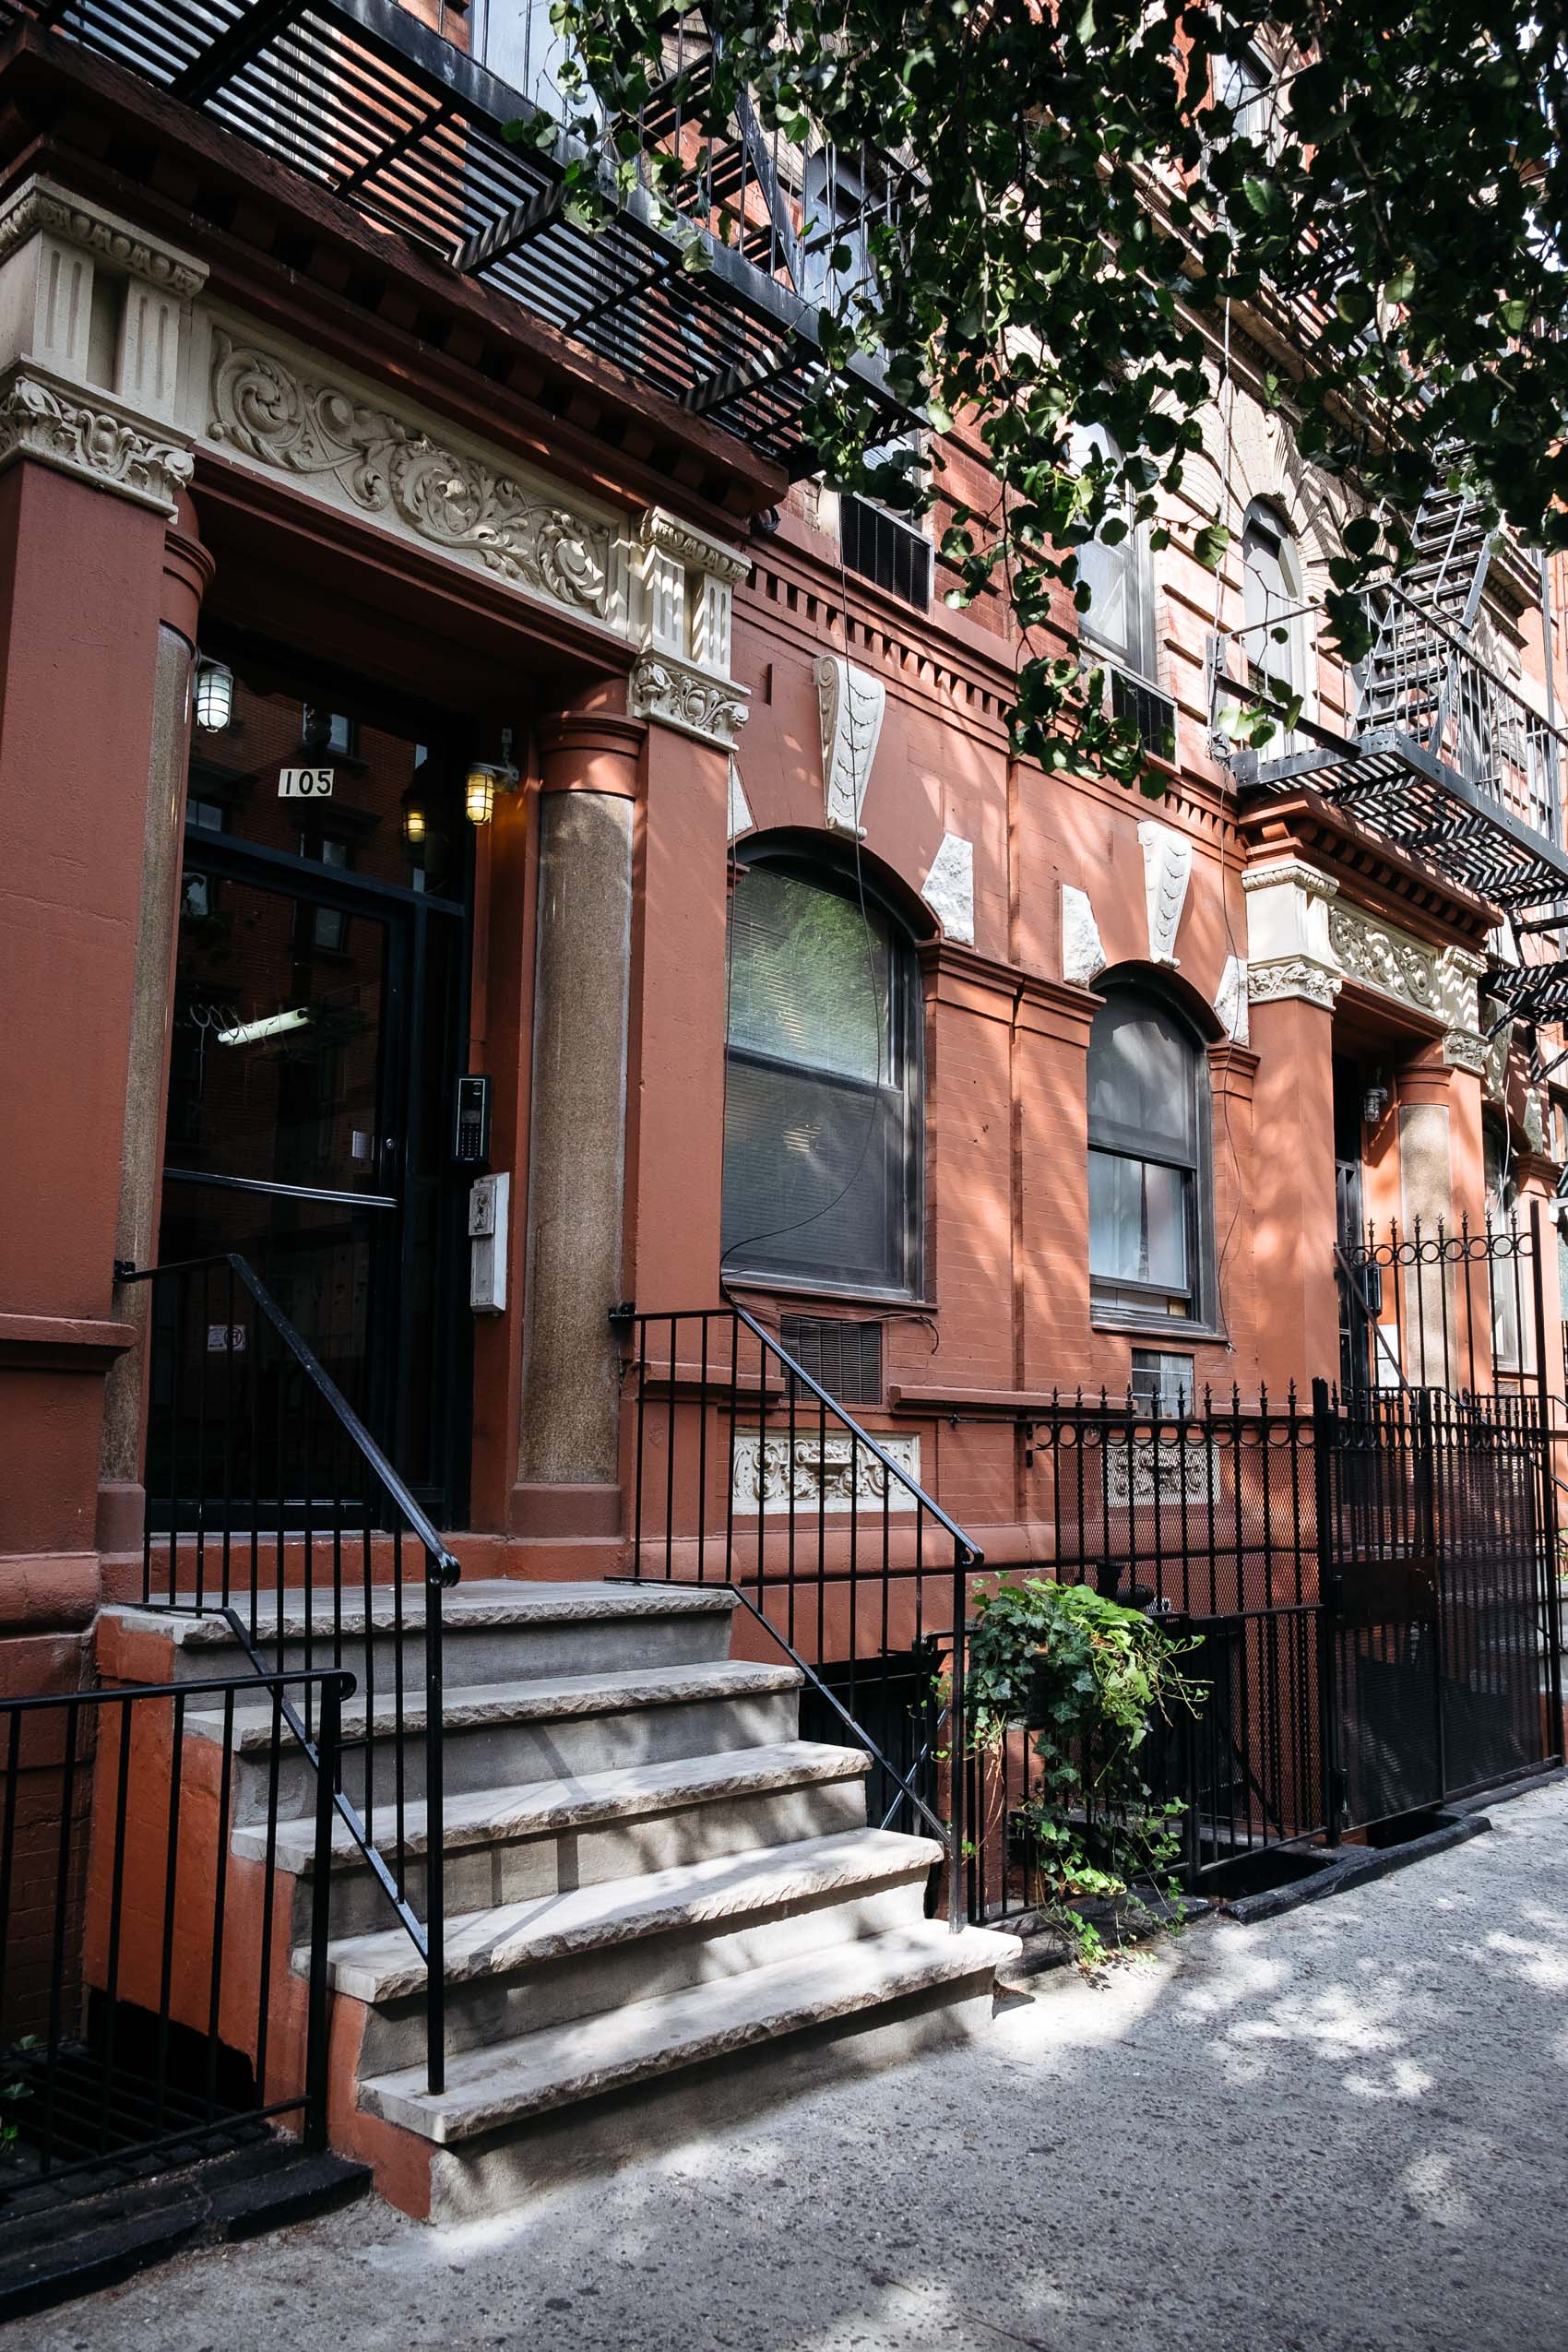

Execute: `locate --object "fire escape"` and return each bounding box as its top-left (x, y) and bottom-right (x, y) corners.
top-left (1213, 478), bottom-right (1568, 1032)
top-left (0, 0), bottom-right (909, 476)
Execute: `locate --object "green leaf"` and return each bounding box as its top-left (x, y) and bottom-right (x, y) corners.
top-left (1194, 522), bottom-right (1229, 571)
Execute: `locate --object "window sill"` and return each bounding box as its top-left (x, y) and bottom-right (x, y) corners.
top-left (1089, 1315), bottom-right (1227, 1347)
top-left (724, 1277), bottom-right (936, 1314)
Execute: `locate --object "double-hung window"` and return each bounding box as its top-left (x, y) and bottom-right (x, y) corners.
top-left (722, 855), bottom-right (922, 1296)
top-left (1087, 984), bottom-right (1213, 1325)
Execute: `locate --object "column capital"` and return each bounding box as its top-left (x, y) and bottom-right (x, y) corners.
top-left (1246, 956), bottom-right (1342, 1012)
top-left (538, 697), bottom-right (647, 798)
top-left (0, 176), bottom-right (206, 516)
top-left (161, 493), bottom-right (214, 647)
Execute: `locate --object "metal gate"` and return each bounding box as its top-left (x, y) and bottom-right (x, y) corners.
top-left (1318, 1378), bottom-right (1561, 1832)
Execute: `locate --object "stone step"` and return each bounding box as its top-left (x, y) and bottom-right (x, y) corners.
top-left (357, 1920), bottom-right (1016, 2152)
top-left (186, 1660), bottom-right (803, 1822)
top-left (101, 1580), bottom-right (737, 1689)
top-left (321, 1829), bottom-right (943, 2064)
top-left (233, 1740), bottom-right (873, 1936)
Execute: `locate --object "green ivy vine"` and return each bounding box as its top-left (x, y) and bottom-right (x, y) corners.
top-left (966, 1578), bottom-right (1206, 1964)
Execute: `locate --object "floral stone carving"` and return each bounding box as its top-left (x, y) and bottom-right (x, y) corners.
top-left (731, 1431), bottom-right (921, 1514)
top-left (208, 333), bottom-right (612, 615)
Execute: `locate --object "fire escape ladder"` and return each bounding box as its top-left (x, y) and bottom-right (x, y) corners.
top-left (1359, 483), bottom-right (1494, 744)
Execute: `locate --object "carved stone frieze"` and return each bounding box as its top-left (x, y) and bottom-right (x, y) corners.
top-left (1441, 1028), bottom-right (1491, 1076)
top-left (1247, 956), bottom-right (1342, 1011)
top-left (1105, 1438), bottom-right (1216, 1510)
top-left (630, 651), bottom-right (748, 748)
top-left (815, 656), bottom-right (886, 836)
top-left (208, 331), bottom-right (616, 621)
top-left (1327, 902), bottom-right (1438, 1011)
top-left (638, 505), bottom-right (752, 587)
top-left (731, 1431), bottom-right (921, 1515)
top-left (0, 367), bottom-right (193, 512)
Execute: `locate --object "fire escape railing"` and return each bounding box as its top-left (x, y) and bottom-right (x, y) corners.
top-left (3, 0), bottom-right (915, 474)
top-left (1211, 588), bottom-right (1568, 916)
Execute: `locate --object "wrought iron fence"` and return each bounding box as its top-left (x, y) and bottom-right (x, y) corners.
top-left (624, 1303), bottom-right (979, 1927)
top-left (119, 1253), bottom-right (459, 2096)
top-left (970, 1386), bottom-right (1330, 1915)
top-left (0, 1666), bottom-right (346, 2210)
top-left (1336, 1208), bottom-right (1549, 1399)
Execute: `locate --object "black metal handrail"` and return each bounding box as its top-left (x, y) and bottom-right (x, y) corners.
top-left (624, 1302), bottom-right (982, 1930)
top-left (117, 1252), bottom-right (458, 2096)
top-left (1, 1664), bottom-right (349, 2204)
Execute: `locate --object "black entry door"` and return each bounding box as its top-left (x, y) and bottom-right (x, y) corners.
top-left (155, 654), bottom-right (471, 1521)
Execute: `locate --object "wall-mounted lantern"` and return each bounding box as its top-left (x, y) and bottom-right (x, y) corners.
top-left (400, 786), bottom-right (428, 849)
top-left (194, 658), bottom-right (234, 733)
top-left (465, 727), bottom-right (520, 827)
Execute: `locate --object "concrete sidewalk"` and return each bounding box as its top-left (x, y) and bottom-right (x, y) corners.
top-left (19, 1778), bottom-right (1567, 2352)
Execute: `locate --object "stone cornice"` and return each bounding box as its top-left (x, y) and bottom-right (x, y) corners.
top-left (1238, 788), bottom-right (1497, 948)
top-left (0, 364), bottom-right (193, 513)
top-left (0, 176), bottom-right (206, 297)
top-left (1241, 858), bottom-right (1338, 903)
top-left (639, 505), bottom-right (752, 588)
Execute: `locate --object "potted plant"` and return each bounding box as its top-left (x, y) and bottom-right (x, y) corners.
top-left (965, 1577), bottom-right (1205, 1964)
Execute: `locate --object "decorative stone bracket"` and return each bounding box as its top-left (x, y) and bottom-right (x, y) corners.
top-left (0, 177), bottom-right (206, 514)
top-left (631, 506), bottom-right (751, 749)
top-left (815, 656), bottom-right (886, 836)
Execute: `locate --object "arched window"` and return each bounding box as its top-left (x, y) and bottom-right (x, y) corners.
top-left (1070, 423), bottom-right (1158, 683)
top-left (1241, 499), bottom-right (1310, 707)
top-left (1087, 980), bottom-right (1214, 1325)
top-left (723, 851), bottom-right (922, 1294)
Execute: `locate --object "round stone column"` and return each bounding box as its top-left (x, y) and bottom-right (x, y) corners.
top-left (514, 692), bottom-right (646, 1535)
top-left (98, 497), bottom-right (213, 1557)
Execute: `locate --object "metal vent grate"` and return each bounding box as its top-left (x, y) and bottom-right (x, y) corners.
top-left (839, 496), bottom-right (932, 611)
top-left (779, 1314), bottom-right (884, 1404)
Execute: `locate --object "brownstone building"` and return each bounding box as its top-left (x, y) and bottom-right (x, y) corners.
top-left (0, 2), bottom-right (1562, 2242)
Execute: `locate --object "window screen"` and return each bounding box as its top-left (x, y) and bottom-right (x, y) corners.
top-left (723, 860), bottom-right (921, 1294)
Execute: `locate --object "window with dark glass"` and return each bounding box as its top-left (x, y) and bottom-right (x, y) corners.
top-left (723, 857), bottom-right (921, 1295)
top-left (1087, 985), bottom-right (1213, 1324)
